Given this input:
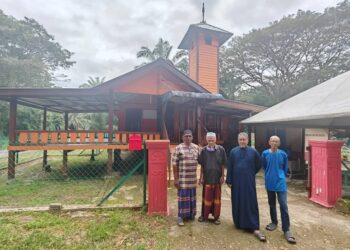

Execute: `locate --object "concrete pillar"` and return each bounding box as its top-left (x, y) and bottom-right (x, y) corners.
top-left (146, 140), bottom-right (170, 215)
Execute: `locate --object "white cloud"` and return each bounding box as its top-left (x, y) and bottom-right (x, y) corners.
top-left (1, 0), bottom-right (341, 87)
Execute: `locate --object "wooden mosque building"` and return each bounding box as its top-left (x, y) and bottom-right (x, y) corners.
top-left (0, 20), bottom-right (265, 179)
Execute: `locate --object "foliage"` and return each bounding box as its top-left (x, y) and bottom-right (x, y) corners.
top-left (17, 106), bottom-right (42, 131)
top-left (220, 0), bottom-right (350, 106)
top-left (79, 76), bottom-right (106, 88)
top-left (75, 76), bottom-right (111, 130)
top-left (0, 133), bottom-right (8, 150)
top-left (0, 10), bottom-right (75, 140)
top-left (136, 38), bottom-right (189, 74)
top-left (0, 10), bottom-right (75, 87)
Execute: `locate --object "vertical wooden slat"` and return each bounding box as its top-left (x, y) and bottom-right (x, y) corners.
top-left (19, 132), bottom-right (28, 144)
top-left (148, 134), bottom-right (154, 140)
top-left (115, 133), bottom-right (120, 143)
top-left (89, 132), bottom-right (95, 143)
top-left (41, 132), bottom-right (49, 144)
top-left (70, 132), bottom-right (77, 143)
top-left (122, 133), bottom-right (127, 144)
top-left (98, 132), bottom-right (104, 143)
top-left (60, 132), bottom-right (68, 143)
top-left (155, 133), bottom-right (160, 140)
top-left (30, 132), bottom-right (39, 144)
top-left (80, 132), bottom-right (86, 143)
top-left (51, 132), bottom-right (58, 143)
top-left (143, 134), bottom-right (148, 141)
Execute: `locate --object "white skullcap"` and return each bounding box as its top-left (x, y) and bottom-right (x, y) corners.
top-left (206, 132), bottom-right (216, 138)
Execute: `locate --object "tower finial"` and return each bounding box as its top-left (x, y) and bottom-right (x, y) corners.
top-left (202, 3), bottom-right (206, 23)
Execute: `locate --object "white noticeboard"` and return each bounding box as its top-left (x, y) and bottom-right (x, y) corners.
top-left (304, 128), bottom-right (329, 151)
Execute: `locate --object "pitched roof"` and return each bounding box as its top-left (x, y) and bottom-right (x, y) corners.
top-left (241, 71), bottom-right (350, 128)
top-left (95, 58), bottom-right (210, 93)
top-left (178, 22), bottom-right (233, 50)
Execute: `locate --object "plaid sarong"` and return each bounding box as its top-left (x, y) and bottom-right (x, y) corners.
top-left (178, 188), bottom-right (196, 218)
top-left (201, 184), bottom-right (221, 220)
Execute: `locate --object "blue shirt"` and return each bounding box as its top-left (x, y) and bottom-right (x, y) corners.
top-left (261, 149), bottom-right (288, 192)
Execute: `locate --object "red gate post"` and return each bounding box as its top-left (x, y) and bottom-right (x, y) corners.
top-left (309, 140), bottom-right (344, 207)
top-left (146, 140), bottom-right (170, 215)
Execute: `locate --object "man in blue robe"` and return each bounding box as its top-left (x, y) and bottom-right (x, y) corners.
top-left (226, 132), bottom-right (266, 242)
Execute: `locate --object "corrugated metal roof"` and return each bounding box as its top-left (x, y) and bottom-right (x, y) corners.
top-left (241, 71), bottom-right (350, 128)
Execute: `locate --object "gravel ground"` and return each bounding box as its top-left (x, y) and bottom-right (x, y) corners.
top-left (168, 174), bottom-right (350, 250)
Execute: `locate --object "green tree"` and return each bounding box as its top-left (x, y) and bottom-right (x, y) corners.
top-left (74, 76), bottom-right (108, 130)
top-left (0, 10), bottom-right (75, 87)
top-left (220, 0), bottom-right (350, 106)
top-left (136, 38), bottom-right (188, 74)
top-left (79, 76), bottom-right (106, 88)
top-left (0, 10), bottom-right (75, 139)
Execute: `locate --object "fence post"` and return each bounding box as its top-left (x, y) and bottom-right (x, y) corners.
top-left (8, 97), bottom-right (17, 179)
top-left (43, 107), bottom-right (48, 168)
top-left (145, 140), bottom-right (169, 215)
top-left (143, 148), bottom-right (147, 207)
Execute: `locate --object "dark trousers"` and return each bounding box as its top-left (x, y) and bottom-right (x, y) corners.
top-left (267, 191), bottom-right (290, 232)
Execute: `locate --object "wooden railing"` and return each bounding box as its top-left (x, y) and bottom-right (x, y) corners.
top-left (15, 130), bottom-right (161, 145)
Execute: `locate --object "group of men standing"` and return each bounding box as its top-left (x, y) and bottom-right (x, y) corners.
top-left (172, 130), bottom-right (297, 244)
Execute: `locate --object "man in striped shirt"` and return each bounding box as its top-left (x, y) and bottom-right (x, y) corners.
top-left (172, 129), bottom-right (200, 226)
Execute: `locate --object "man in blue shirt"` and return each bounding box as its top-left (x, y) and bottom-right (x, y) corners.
top-left (261, 135), bottom-right (296, 244)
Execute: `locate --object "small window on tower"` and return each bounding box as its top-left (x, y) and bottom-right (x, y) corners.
top-left (204, 34), bottom-right (212, 45)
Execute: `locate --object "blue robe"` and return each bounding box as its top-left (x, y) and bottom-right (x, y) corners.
top-left (226, 146), bottom-right (261, 230)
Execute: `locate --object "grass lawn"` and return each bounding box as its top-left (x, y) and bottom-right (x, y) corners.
top-left (0, 150), bottom-right (145, 208)
top-left (0, 209), bottom-right (170, 250)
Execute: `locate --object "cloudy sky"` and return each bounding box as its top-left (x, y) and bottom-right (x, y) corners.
top-left (1, 0), bottom-right (341, 87)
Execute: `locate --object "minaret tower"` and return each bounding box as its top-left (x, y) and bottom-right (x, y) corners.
top-left (178, 4), bottom-right (233, 93)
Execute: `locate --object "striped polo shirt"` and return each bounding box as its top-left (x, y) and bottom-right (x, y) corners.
top-left (172, 143), bottom-right (199, 189)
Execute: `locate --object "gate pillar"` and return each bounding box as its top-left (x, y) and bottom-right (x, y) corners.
top-left (146, 140), bottom-right (169, 215)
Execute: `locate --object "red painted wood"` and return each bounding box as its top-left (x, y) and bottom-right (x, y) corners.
top-left (80, 132), bottom-right (87, 143)
top-left (19, 132), bottom-right (28, 144)
top-left (141, 119), bottom-right (157, 131)
top-left (41, 132), bottom-right (49, 144)
top-left (309, 140), bottom-right (344, 207)
top-left (30, 132), bottom-right (39, 144)
top-left (60, 132), bottom-right (68, 143)
top-left (70, 132), bottom-right (77, 143)
top-left (146, 140), bottom-right (170, 215)
top-left (51, 132), bottom-right (58, 143)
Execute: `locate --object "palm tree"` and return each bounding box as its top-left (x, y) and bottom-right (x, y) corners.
top-left (79, 76), bottom-right (105, 88)
top-left (136, 38), bottom-right (188, 74)
top-left (78, 76), bottom-right (107, 160)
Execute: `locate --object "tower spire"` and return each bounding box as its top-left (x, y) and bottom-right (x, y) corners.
top-left (202, 3), bottom-right (206, 23)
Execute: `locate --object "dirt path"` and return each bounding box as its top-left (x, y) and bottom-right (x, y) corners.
top-left (168, 175), bottom-right (350, 250)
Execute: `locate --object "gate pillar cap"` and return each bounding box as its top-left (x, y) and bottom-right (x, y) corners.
top-left (309, 140), bottom-right (344, 148)
top-left (145, 140), bottom-right (170, 149)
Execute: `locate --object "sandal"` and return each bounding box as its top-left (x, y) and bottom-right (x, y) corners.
top-left (198, 216), bottom-right (204, 222)
top-left (265, 223), bottom-right (277, 231)
top-left (254, 230), bottom-right (266, 242)
top-left (284, 231), bottom-right (296, 244)
top-left (177, 217), bottom-right (184, 226)
top-left (214, 219), bottom-right (221, 225)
